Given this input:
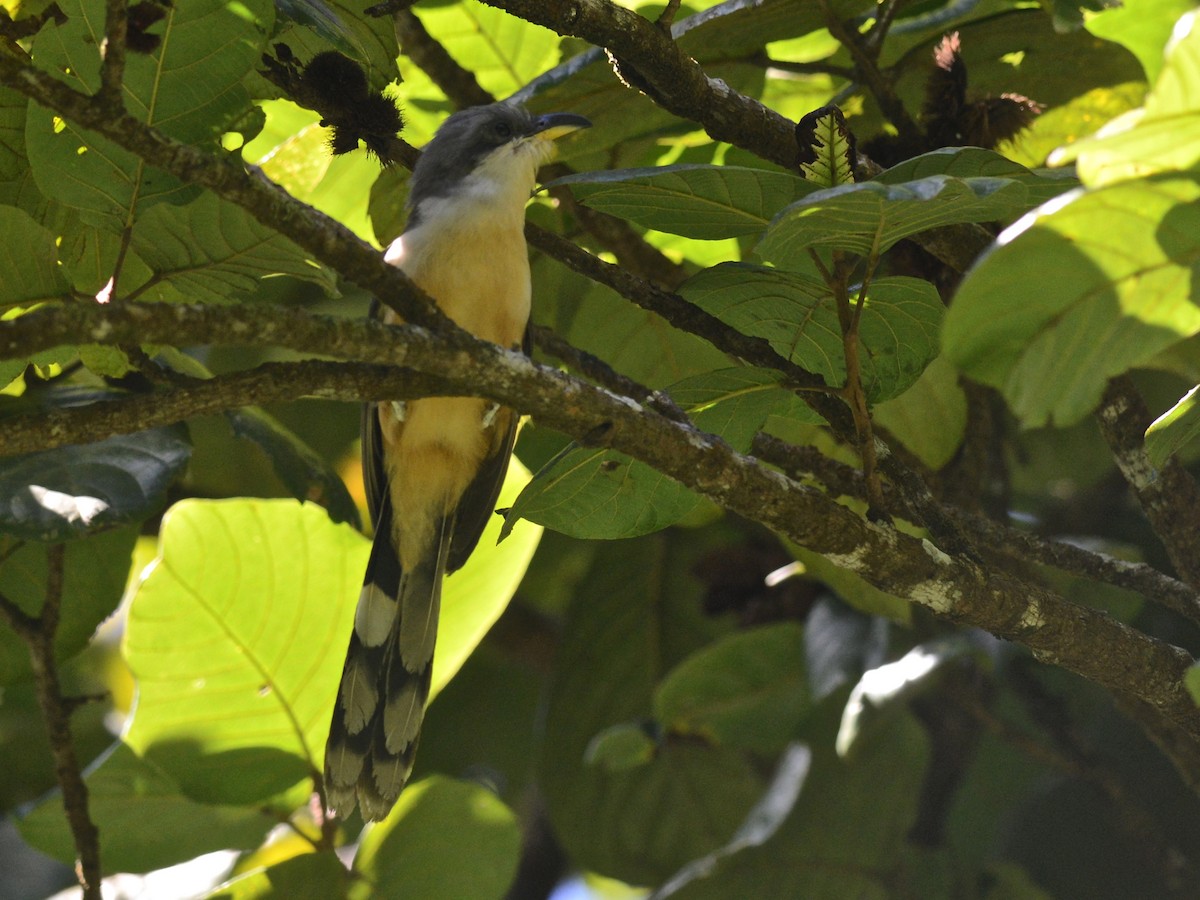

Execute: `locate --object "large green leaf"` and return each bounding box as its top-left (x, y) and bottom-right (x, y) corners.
top-left (503, 368), bottom-right (796, 540)
top-left (757, 176), bottom-right (1046, 263)
top-left (872, 356), bottom-right (968, 470)
top-left (0, 420), bottom-right (191, 541)
top-left (0, 526), bottom-right (136, 685)
top-left (0, 206), bottom-right (70, 307)
top-left (415, 0), bottom-right (560, 98)
top-left (539, 534), bottom-right (758, 886)
top-left (273, 0), bottom-right (399, 91)
top-left (653, 623), bottom-right (810, 753)
top-left (1057, 10), bottom-right (1200, 186)
top-left (944, 174), bottom-right (1200, 426)
top-left (1085, 0), bottom-right (1197, 83)
top-left (18, 743), bottom-right (276, 875)
top-left (26, 0), bottom-right (272, 230)
top-left (551, 165), bottom-right (818, 240)
top-left (351, 776), bottom-right (520, 900)
top-left (122, 472), bottom-right (540, 805)
top-left (123, 499), bottom-right (365, 805)
top-left (680, 264), bottom-right (944, 402)
top-left (128, 193), bottom-right (339, 302)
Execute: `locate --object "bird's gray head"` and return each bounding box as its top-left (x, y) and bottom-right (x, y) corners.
top-left (407, 102), bottom-right (590, 223)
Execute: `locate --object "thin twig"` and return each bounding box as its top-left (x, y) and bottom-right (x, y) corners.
top-left (0, 548), bottom-right (103, 899)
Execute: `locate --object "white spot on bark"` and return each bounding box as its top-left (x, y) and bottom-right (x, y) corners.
top-left (921, 538), bottom-right (952, 567)
top-left (1019, 598), bottom-right (1045, 630)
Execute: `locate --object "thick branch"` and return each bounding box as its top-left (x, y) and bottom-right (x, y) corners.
top-left (1097, 376), bottom-right (1200, 589)
top-left (2, 301), bottom-right (1199, 768)
top-left (481, 0), bottom-right (801, 170)
top-left (0, 362), bottom-right (451, 457)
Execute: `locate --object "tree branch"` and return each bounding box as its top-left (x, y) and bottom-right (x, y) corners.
top-left (0, 547), bottom-right (102, 899)
top-left (1097, 376), bottom-right (1200, 589)
top-left (3, 300), bottom-right (1199, 782)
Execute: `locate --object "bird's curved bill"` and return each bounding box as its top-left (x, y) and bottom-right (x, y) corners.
top-left (531, 112), bottom-right (593, 141)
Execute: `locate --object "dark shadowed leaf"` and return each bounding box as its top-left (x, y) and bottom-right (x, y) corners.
top-left (351, 776), bottom-right (520, 900)
top-left (550, 165), bottom-right (818, 239)
top-left (680, 264), bottom-right (943, 402)
top-left (0, 422), bottom-right (191, 541)
top-left (130, 194), bottom-right (339, 303)
top-left (226, 406), bottom-right (360, 527)
top-left (0, 207), bottom-right (70, 307)
top-left (18, 743), bottom-right (276, 875)
top-left (654, 623), bottom-right (810, 753)
top-left (0, 526), bottom-right (137, 685)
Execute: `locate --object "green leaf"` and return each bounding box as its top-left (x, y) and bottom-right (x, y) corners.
top-left (1057, 10), bottom-right (1200, 186)
top-left (1186, 663), bottom-right (1200, 706)
top-left (415, 1), bottom-right (560, 98)
top-left (584, 722), bottom-right (660, 773)
top-left (1086, 0), bottom-right (1197, 83)
top-left (207, 851), bottom-right (350, 899)
top-left (122, 499), bottom-right (366, 806)
top-left (430, 459), bottom-right (542, 693)
top-left (122, 472), bottom-right (539, 805)
top-left (503, 368), bottom-right (795, 540)
top-left (0, 526), bottom-right (136, 685)
top-left (0, 206), bottom-right (69, 308)
top-left (944, 174), bottom-right (1200, 427)
top-left (532, 256), bottom-right (731, 388)
top-left (1145, 384), bottom-right (1200, 466)
top-left (680, 264), bottom-right (944, 402)
top-left (551, 165), bottom-right (818, 240)
top-left (667, 703), bottom-right (929, 899)
top-left (0, 421), bottom-right (191, 541)
top-left (758, 176), bottom-right (1047, 262)
top-left (540, 535), bottom-right (759, 886)
top-left (26, 0), bottom-right (272, 230)
top-left (871, 356), bottom-right (968, 470)
top-left (225, 406), bottom-right (360, 528)
top-left (351, 776), bottom-right (520, 900)
top-left (129, 193), bottom-right (338, 302)
top-left (274, 0), bottom-right (399, 91)
top-left (18, 743), bottom-right (276, 875)
top-left (877, 148), bottom-right (1079, 202)
top-left (797, 106), bottom-right (855, 188)
top-left (654, 623), bottom-right (810, 753)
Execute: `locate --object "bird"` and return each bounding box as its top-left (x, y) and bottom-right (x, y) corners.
top-left (323, 101), bottom-right (591, 822)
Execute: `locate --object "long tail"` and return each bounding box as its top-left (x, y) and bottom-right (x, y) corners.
top-left (324, 507), bottom-right (449, 821)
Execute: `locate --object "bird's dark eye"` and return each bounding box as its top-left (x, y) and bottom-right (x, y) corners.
top-left (492, 121), bottom-right (513, 140)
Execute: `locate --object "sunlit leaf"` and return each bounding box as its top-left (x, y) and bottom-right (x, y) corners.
top-left (1145, 384), bottom-right (1200, 466)
top-left (351, 776), bottom-right (520, 900)
top-left (1056, 11), bottom-right (1200, 186)
top-left (944, 174), bottom-right (1200, 426)
top-left (207, 849), bottom-right (350, 899)
top-left (26, 0), bottom-right (272, 230)
top-left (123, 499), bottom-right (366, 806)
top-left (1086, 0), bottom-right (1196, 83)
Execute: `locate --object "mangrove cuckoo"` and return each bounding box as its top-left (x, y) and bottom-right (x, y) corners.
top-left (324, 102), bottom-right (590, 821)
